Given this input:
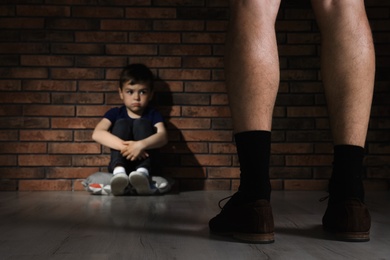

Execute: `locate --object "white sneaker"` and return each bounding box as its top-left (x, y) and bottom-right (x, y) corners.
top-left (110, 173), bottom-right (129, 196)
top-left (129, 171), bottom-right (156, 195)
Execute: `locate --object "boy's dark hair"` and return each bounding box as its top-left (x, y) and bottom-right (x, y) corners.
top-left (119, 64), bottom-right (154, 90)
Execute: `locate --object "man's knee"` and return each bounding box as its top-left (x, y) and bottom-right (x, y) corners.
top-left (230, 0), bottom-right (281, 19)
top-left (311, 0), bottom-right (365, 16)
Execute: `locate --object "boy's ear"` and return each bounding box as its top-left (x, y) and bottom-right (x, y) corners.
top-left (118, 88), bottom-right (124, 100)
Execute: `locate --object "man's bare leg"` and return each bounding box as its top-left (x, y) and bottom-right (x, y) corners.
top-left (209, 0), bottom-right (281, 244)
top-left (312, 0), bottom-right (375, 146)
top-left (225, 0), bottom-right (281, 133)
top-left (312, 0), bottom-right (375, 242)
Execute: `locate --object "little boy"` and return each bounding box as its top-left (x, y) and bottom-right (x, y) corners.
top-left (92, 64), bottom-right (168, 196)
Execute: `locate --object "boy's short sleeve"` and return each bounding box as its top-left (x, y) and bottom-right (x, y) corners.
top-left (103, 107), bottom-right (120, 124)
top-left (147, 108), bottom-right (164, 126)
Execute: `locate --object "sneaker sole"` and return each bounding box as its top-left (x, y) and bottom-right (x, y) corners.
top-left (110, 174), bottom-right (129, 196)
top-left (211, 231), bottom-right (275, 244)
top-left (129, 172), bottom-right (153, 195)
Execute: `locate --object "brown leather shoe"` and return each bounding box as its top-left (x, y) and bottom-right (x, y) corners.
top-left (322, 198), bottom-right (371, 242)
top-left (209, 192), bottom-right (274, 243)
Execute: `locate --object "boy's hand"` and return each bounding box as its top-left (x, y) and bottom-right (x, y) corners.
top-left (121, 141), bottom-right (149, 161)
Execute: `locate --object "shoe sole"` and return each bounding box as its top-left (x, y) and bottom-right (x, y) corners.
top-left (211, 231), bottom-right (274, 244)
top-left (110, 174), bottom-right (129, 196)
top-left (129, 172), bottom-right (153, 195)
top-left (324, 228), bottom-right (370, 242)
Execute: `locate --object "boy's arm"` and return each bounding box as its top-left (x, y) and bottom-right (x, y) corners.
top-left (121, 122), bottom-right (168, 161)
top-left (138, 122), bottom-right (168, 150)
top-left (92, 118), bottom-right (127, 151)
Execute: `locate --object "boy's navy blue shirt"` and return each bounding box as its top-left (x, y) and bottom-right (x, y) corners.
top-left (104, 106), bottom-right (164, 129)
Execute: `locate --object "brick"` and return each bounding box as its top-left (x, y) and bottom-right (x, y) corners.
top-left (19, 155), bottom-right (72, 166)
top-left (0, 130), bottom-right (18, 141)
top-left (16, 5), bottom-right (70, 16)
top-left (168, 93), bottom-right (210, 105)
top-left (0, 142), bottom-right (47, 154)
top-left (52, 93), bottom-right (104, 104)
top-left (51, 68), bottom-right (104, 80)
top-left (209, 143), bottom-right (235, 154)
top-left (76, 105), bottom-right (112, 117)
top-left (0, 105), bottom-right (22, 116)
top-left (20, 130), bottom-right (73, 141)
top-left (0, 155), bottom-right (17, 166)
top-left (48, 143), bottom-right (101, 154)
top-left (287, 107), bottom-right (328, 117)
top-left (126, 8), bottom-right (176, 19)
top-left (129, 32), bottom-right (180, 43)
top-left (208, 167), bottom-right (239, 178)
top-left (0, 167), bottom-right (45, 179)
top-left (0, 42), bottom-right (49, 55)
top-left (181, 130), bottom-right (232, 142)
top-left (0, 18), bottom-right (44, 29)
top-left (20, 55), bottom-right (73, 66)
top-left (19, 180), bottom-right (72, 191)
top-left (163, 142), bottom-right (208, 154)
top-left (184, 82), bottom-right (226, 92)
top-left (0, 68), bottom-right (48, 79)
top-left (74, 130), bottom-right (94, 142)
top-left (0, 180), bottom-right (17, 191)
top-left (101, 20), bottom-right (151, 31)
top-left (76, 56), bottom-right (127, 67)
top-left (182, 32), bottom-right (225, 44)
top-left (177, 7), bottom-right (228, 20)
top-left (22, 80), bottom-right (77, 91)
top-left (210, 94), bottom-right (228, 105)
top-left (78, 81), bottom-right (117, 92)
top-left (168, 118), bottom-right (210, 129)
top-left (75, 31), bottom-right (127, 43)
top-left (0, 80), bottom-right (21, 91)
top-left (162, 167), bottom-right (206, 178)
top-left (51, 118), bottom-right (100, 129)
top-left (46, 167), bottom-right (99, 179)
top-left (159, 45), bottom-right (211, 56)
top-left (284, 180), bottom-right (328, 191)
top-left (286, 155), bottom-right (333, 166)
top-left (130, 57), bottom-right (182, 68)
top-left (153, 20), bottom-right (204, 31)
top-left (72, 155), bottom-right (110, 167)
top-left (23, 105), bottom-right (75, 116)
top-left (206, 21), bottom-right (228, 31)
top-left (106, 44), bottom-right (157, 55)
top-left (183, 57), bottom-right (223, 68)
top-left (72, 6), bottom-right (123, 18)
top-left (46, 18), bottom-right (99, 30)
top-left (271, 143), bottom-right (313, 154)
top-left (182, 106), bottom-right (230, 117)
top-left (270, 167), bottom-right (312, 179)
top-left (0, 117), bottom-right (50, 129)
top-left (51, 43), bottom-right (104, 54)
top-left (0, 92), bottom-right (50, 104)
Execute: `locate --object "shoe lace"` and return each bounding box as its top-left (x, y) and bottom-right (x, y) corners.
top-left (218, 195), bottom-right (233, 209)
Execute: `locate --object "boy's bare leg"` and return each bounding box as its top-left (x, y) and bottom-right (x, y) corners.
top-left (209, 0), bottom-right (281, 244)
top-left (312, 0), bottom-right (375, 242)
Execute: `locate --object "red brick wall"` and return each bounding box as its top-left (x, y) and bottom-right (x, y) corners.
top-left (0, 1), bottom-right (389, 191)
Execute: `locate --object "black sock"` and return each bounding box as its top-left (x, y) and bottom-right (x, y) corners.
top-left (329, 145), bottom-right (365, 202)
top-left (235, 130), bottom-right (271, 201)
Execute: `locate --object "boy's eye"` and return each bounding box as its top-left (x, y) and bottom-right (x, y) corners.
top-left (140, 90), bottom-right (147, 95)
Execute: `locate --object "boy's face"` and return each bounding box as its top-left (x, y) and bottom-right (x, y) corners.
top-left (119, 81), bottom-right (153, 117)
